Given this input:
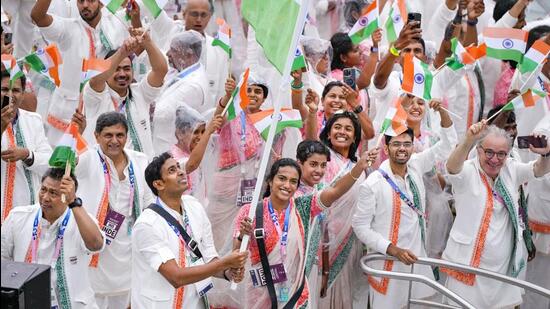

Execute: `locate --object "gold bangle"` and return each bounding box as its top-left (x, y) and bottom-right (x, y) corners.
top-left (389, 45), bottom-right (400, 57)
top-left (350, 170), bottom-right (360, 180)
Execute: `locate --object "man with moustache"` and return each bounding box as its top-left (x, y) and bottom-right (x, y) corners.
top-left (75, 112), bottom-right (154, 308)
top-left (352, 100), bottom-right (456, 308)
top-left (443, 121), bottom-right (550, 308)
top-left (31, 0), bottom-right (128, 144)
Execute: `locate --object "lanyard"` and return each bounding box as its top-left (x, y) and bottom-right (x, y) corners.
top-left (156, 198), bottom-right (195, 251)
top-left (167, 62), bottom-right (201, 88)
top-left (267, 199), bottom-right (292, 262)
top-left (84, 28), bottom-right (96, 58)
top-left (97, 150), bottom-right (136, 215)
top-left (110, 95), bottom-right (129, 113)
top-left (378, 169), bottom-right (425, 218)
top-left (29, 209), bottom-right (71, 264)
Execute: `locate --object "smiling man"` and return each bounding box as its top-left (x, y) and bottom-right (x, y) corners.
top-left (443, 121), bottom-right (550, 308)
top-left (352, 100), bottom-right (456, 308)
top-left (74, 112), bottom-right (154, 308)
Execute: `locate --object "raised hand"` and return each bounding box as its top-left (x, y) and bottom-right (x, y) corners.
top-left (394, 21), bottom-right (422, 51)
top-left (224, 77), bottom-right (236, 98)
top-left (71, 108), bottom-right (86, 134)
top-left (528, 134), bottom-right (550, 155)
top-left (206, 115), bottom-right (224, 134)
top-left (466, 120), bottom-right (488, 145)
top-left (467, 0), bottom-right (485, 20)
top-left (371, 28), bottom-right (383, 48)
top-left (304, 88), bottom-right (320, 113)
top-left (341, 84), bottom-right (359, 109)
top-left (59, 174), bottom-right (77, 205)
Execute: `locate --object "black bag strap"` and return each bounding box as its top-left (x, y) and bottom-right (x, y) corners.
top-left (283, 274), bottom-right (305, 309)
top-left (148, 203), bottom-right (202, 259)
top-left (254, 202), bottom-right (278, 309)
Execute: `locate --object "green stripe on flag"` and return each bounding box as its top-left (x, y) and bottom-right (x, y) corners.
top-left (226, 86), bottom-right (240, 121)
top-left (502, 101), bottom-right (515, 111)
top-left (212, 39), bottom-right (232, 58)
top-left (385, 7), bottom-right (398, 43)
top-left (380, 118), bottom-right (391, 134)
top-left (486, 47), bottom-right (523, 63)
top-left (49, 145), bottom-right (77, 170)
top-left (106, 0), bottom-right (124, 14)
top-left (291, 54), bottom-right (306, 72)
top-left (260, 119), bottom-right (303, 140)
top-left (518, 58), bottom-right (539, 74)
top-left (24, 54), bottom-right (47, 72)
top-left (350, 20), bottom-right (378, 44)
top-left (142, 0), bottom-right (163, 18)
top-left (420, 61), bottom-right (433, 100)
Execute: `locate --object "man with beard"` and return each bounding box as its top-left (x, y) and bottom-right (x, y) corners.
top-left (80, 28), bottom-right (167, 159)
top-left (31, 0), bottom-right (128, 145)
top-left (152, 30), bottom-right (209, 155)
top-left (443, 121), bottom-right (550, 308)
top-left (352, 100), bottom-right (456, 308)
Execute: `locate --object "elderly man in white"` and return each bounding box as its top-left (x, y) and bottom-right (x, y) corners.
top-left (353, 100), bottom-right (457, 308)
top-left (31, 0), bottom-right (127, 144)
top-left (152, 30), bottom-right (209, 155)
top-left (444, 120), bottom-right (550, 308)
top-left (1, 168), bottom-right (105, 308)
top-left (1, 71), bottom-right (52, 222)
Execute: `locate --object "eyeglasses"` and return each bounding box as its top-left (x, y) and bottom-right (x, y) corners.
top-left (188, 11), bottom-right (210, 18)
top-left (389, 141), bottom-right (413, 148)
top-left (478, 145), bottom-right (508, 160)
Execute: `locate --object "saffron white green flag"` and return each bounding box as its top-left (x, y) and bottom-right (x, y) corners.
top-left (385, 0), bottom-right (407, 44)
top-left (142, 0), bottom-right (168, 18)
top-left (291, 47), bottom-right (306, 72)
top-left (49, 122), bottom-right (88, 170)
top-left (380, 104), bottom-right (408, 136)
top-left (348, 0), bottom-right (378, 44)
top-left (502, 88), bottom-right (546, 111)
top-left (248, 108), bottom-right (303, 140)
top-left (401, 53), bottom-right (433, 100)
top-left (226, 68), bottom-right (251, 121)
top-left (482, 27), bottom-right (528, 63)
top-left (24, 44), bottom-right (63, 86)
top-left (212, 18), bottom-right (232, 58)
top-left (1, 54), bottom-right (24, 88)
top-left (518, 39), bottom-right (550, 75)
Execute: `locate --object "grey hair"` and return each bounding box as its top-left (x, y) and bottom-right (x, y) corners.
top-left (476, 125), bottom-right (514, 150)
top-left (169, 30), bottom-right (203, 61)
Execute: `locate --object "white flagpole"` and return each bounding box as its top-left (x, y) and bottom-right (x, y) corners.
top-left (231, 0), bottom-right (311, 290)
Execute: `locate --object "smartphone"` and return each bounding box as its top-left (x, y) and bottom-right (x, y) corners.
top-left (4, 33), bottom-right (12, 45)
top-left (407, 12), bottom-right (422, 28)
top-left (517, 135), bottom-right (547, 149)
top-left (1, 95), bottom-right (10, 109)
top-left (343, 68), bottom-right (358, 90)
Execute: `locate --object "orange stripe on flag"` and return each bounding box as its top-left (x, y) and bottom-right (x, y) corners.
top-left (82, 58), bottom-right (111, 72)
top-left (522, 90), bottom-right (535, 107)
top-left (532, 39), bottom-right (550, 55)
top-left (239, 69), bottom-right (250, 110)
top-left (483, 27), bottom-right (527, 41)
top-left (467, 43), bottom-right (487, 60)
top-left (362, 0), bottom-right (377, 15)
top-left (401, 53), bottom-right (414, 93)
top-left (397, 0), bottom-right (407, 22)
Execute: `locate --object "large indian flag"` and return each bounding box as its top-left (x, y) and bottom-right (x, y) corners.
top-left (24, 44), bottom-right (62, 86)
top-left (483, 27), bottom-right (528, 63)
top-left (1, 54), bottom-right (24, 88)
top-left (348, 0), bottom-right (378, 44)
top-left (226, 68), bottom-right (251, 120)
top-left (49, 123), bottom-right (88, 170)
top-left (385, 0), bottom-right (407, 43)
top-left (212, 18), bottom-right (232, 58)
top-left (402, 53), bottom-right (433, 100)
top-left (518, 39), bottom-right (550, 75)
top-left (142, 0), bottom-right (168, 18)
top-left (502, 88), bottom-right (546, 111)
top-left (248, 108), bottom-right (303, 140)
top-left (241, 0), bottom-right (302, 74)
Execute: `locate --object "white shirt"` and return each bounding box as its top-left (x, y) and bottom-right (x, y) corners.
top-left (1, 110), bottom-right (52, 220)
top-left (82, 77), bottom-right (161, 159)
top-left (152, 63), bottom-right (209, 154)
top-left (38, 8), bottom-right (127, 144)
top-left (75, 146), bottom-right (155, 295)
top-left (353, 125), bottom-right (457, 308)
top-left (443, 158), bottom-right (537, 308)
top-left (1, 205), bottom-right (105, 308)
top-left (131, 195), bottom-right (219, 309)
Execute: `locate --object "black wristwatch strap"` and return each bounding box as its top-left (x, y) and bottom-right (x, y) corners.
top-left (353, 105), bottom-right (364, 114)
top-left (68, 197), bottom-right (82, 209)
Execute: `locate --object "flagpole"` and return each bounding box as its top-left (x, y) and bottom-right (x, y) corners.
top-left (61, 161), bottom-right (72, 203)
top-left (486, 104), bottom-right (507, 123)
top-left (432, 62), bottom-right (447, 77)
top-left (230, 0), bottom-right (311, 290)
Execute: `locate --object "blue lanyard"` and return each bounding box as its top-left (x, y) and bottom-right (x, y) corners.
top-left (267, 199), bottom-right (291, 262)
top-left (30, 208), bottom-right (71, 263)
top-left (167, 62), bottom-right (201, 87)
top-left (97, 150), bottom-right (136, 211)
top-left (378, 169), bottom-right (425, 218)
top-left (156, 197), bottom-right (193, 244)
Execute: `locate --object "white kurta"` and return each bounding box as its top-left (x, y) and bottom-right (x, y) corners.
top-left (152, 63), bottom-right (209, 154)
top-left (38, 9), bottom-right (127, 144)
top-left (1, 110), bottom-right (52, 219)
top-left (444, 158), bottom-right (538, 308)
top-left (131, 196), bottom-right (219, 309)
top-left (81, 76), bottom-right (161, 159)
top-left (1, 205), bottom-right (105, 308)
top-left (75, 146), bottom-right (154, 296)
top-left (353, 125), bottom-right (457, 308)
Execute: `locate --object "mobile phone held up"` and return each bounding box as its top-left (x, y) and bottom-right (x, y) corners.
top-left (407, 12), bottom-right (421, 28)
top-left (517, 135), bottom-right (547, 149)
top-left (1, 95), bottom-right (10, 109)
top-left (343, 68), bottom-right (359, 90)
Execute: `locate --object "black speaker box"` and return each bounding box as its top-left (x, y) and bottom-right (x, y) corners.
top-left (1, 260), bottom-right (50, 309)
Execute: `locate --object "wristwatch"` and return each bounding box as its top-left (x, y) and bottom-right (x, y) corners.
top-left (542, 152), bottom-right (550, 158)
top-left (353, 105), bottom-right (364, 114)
top-left (22, 151), bottom-right (34, 166)
top-left (466, 18), bottom-right (478, 26)
top-left (68, 197), bottom-right (83, 209)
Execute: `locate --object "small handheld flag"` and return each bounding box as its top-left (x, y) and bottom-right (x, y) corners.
top-left (212, 18), bottom-right (232, 58)
top-left (401, 53), bottom-right (433, 100)
top-left (348, 0), bottom-right (379, 44)
top-left (482, 27), bottom-right (528, 63)
top-left (225, 68), bottom-right (251, 120)
top-left (248, 108), bottom-right (303, 140)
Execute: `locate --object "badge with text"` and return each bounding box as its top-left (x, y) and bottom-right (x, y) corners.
top-left (237, 178), bottom-right (257, 207)
top-left (249, 263), bottom-right (288, 287)
top-left (102, 208), bottom-right (126, 245)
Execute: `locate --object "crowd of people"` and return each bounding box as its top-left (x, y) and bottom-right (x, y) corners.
top-left (1, 0), bottom-right (549, 308)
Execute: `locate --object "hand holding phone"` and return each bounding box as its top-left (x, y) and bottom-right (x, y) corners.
top-left (343, 68), bottom-right (358, 90)
top-left (407, 12), bottom-right (422, 29)
top-left (517, 135), bottom-right (547, 149)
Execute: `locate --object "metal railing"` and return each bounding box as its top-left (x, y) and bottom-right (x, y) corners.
top-left (360, 254), bottom-right (550, 309)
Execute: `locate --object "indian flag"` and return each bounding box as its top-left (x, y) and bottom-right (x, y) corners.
top-left (49, 122), bottom-right (88, 170)
top-left (226, 68), bottom-right (251, 121)
top-left (502, 88), bottom-right (546, 111)
top-left (248, 108), bottom-right (303, 140)
top-left (380, 104), bottom-right (408, 137)
top-left (100, 0), bottom-right (124, 14)
top-left (81, 58), bottom-right (111, 87)
top-left (24, 44), bottom-right (62, 87)
top-left (142, 0), bottom-right (168, 18)
top-left (291, 47), bottom-right (306, 72)
top-left (212, 18), bottom-right (232, 58)
top-left (447, 38), bottom-right (477, 70)
top-left (402, 53), bottom-right (433, 100)
top-left (348, 0), bottom-right (378, 44)
top-left (482, 27), bottom-right (527, 63)
top-left (385, 0), bottom-right (407, 44)
top-left (1, 54), bottom-right (24, 88)
top-left (518, 39), bottom-right (550, 75)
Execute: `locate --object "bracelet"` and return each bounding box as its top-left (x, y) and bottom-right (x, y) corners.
top-left (389, 45), bottom-right (400, 57)
top-left (291, 88), bottom-right (303, 94)
top-left (237, 235), bottom-right (243, 241)
top-left (350, 170), bottom-right (361, 180)
top-left (291, 81), bottom-right (304, 90)
top-left (370, 46), bottom-right (379, 53)
top-left (218, 98), bottom-right (227, 109)
top-left (542, 152), bottom-right (550, 158)
top-left (466, 18), bottom-right (478, 26)
top-left (223, 269), bottom-right (231, 281)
